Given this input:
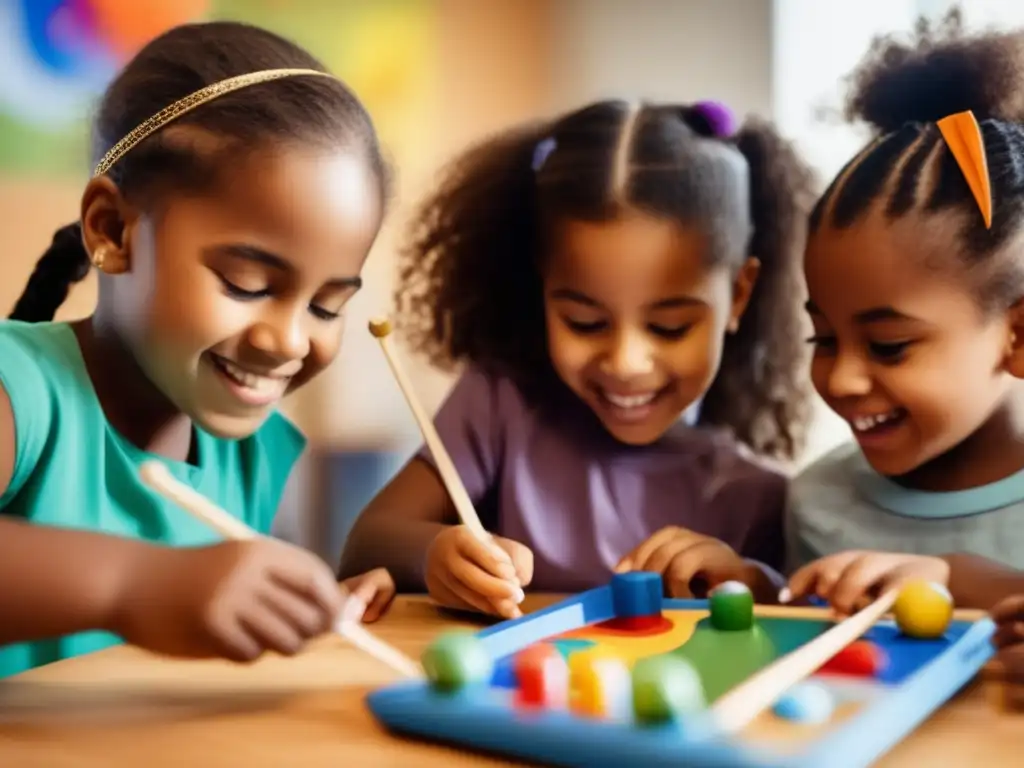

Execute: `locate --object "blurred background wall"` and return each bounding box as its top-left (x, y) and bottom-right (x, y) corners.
top-left (1, 0), bottom-right (1021, 563)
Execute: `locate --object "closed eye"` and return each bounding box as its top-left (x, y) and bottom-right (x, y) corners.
top-left (219, 275), bottom-right (269, 300)
top-left (649, 323), bottom-right (692, 340)
top-left (806, 334), bottom-right (837, 353)
top-left (869, 340), bottom-right (913, 363)
top-left (310, 305), bottom-right (341, 321)
top-left (563, 318), bottom-right (607, 334)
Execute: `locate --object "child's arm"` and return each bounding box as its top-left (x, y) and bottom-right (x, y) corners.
top-left (0, 515), bottom-right (151, 645)
top-left (0, 382), bottom-right (345, 659)
top-left (942, 552), bottom-right (1024, 611)
top-left (0, 382), bottom-right (142, 643)
top-left (338, 456), bottom-right (456, 589)
top-left (339, 368), bottom-right (509, 587)
top-left (340, 459), bottom-right (527, 617)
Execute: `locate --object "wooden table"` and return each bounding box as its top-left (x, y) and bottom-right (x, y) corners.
top-left (0, 595), bottom-right (1020, 767)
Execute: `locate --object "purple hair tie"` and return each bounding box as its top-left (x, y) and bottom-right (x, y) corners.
top-left (692, 100), bottom-right (736, 138)
top-left (532, 137), bottom-right (556, 172)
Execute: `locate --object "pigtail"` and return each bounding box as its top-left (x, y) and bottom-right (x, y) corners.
top-left (8, 223), bottom-right (91, 323)
top-left (697, 119), bottom-right (817, 462)
top-left (394, 121), bottom-right (553, 381)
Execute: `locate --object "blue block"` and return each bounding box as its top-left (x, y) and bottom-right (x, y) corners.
top-left (611, 572), bottom-right (663, 618)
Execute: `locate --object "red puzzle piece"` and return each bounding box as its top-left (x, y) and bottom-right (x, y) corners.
top-left (819, 639), bottom-right (887, 677)
top-left (514, 643), bottom-right (568, 708)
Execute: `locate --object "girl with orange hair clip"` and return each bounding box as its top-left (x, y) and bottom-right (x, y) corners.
top-left (782, 11), bottom-right (1024, 629)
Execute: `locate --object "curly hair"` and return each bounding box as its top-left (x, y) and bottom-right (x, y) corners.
top-left (395, 100), bottom-right (817, 461)
top-left (810, 9), bottom-right (1024, 308)
top-left (9, 21), bottom-right (387, 323)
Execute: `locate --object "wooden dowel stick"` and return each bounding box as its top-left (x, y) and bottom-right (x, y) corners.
top-left (711, 590), bottom-right (899, 733)
top-left (139, 461), bottom-right (422, 679)
top-left (368, 317), bottom-right (490, 543)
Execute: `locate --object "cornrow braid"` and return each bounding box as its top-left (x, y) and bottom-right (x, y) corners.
top-left (810, 9), bottom-right (1024, 307)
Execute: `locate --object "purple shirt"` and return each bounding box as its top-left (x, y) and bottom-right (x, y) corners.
top-left (418, 366), bottom-right (788, 592)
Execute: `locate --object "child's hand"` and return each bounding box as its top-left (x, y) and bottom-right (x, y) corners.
top-left (786, 551), bottom-right (949, 615)
top-left (992, 594), bottom-right (1024, 650)
top-left (614, 526), bottom-right (760, 598)
top-left (424, 525), bottom-right (532, 620)
top-left (111, 538), bottom-right (345, 663)
top-left (338, 567), bottom-right (396, 624)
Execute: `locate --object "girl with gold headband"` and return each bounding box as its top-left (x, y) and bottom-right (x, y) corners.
top-left (784, 11), bottom-right (1024, 625)
top-left (0, 21), bottom-right (394, 677)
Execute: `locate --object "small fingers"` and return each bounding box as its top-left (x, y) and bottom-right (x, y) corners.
top-left (614, 532), bottom-right (679, 573)
top-left (626, 532), bottom-right (692, 573)
top-left (664, 543), bottom-right (726, 598)
top-left (260, 582), bottom-right (333, 638)
top-left (238, 607), bottom-right (306, 658)
top-left (214, 619), bottom-right (264, 663)
top-left (344, 568), bottom-right (397, 623)
top-left (993, 620), bottom-right (1024, 650)
top-left (499, 539), bottom-right (535, 588)
top-left (448, 553), bottom-right (524, 604)
top-left (457, 532), bottom-right (519, 583)
top-left (991, 595), bottom-right (1024, 623)
top-left (269, 548), bottom-right (346, 623)
top-left (643, 538), bottom-right (697, 578)
top-left (829, 555), bottom-right (894, 615)
top-left (436, 568), bottom-right (515, 618)
top-left (786, 552), bottom-right (861, 604)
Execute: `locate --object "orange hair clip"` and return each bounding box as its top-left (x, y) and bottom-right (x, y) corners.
top-left (936, 110), bottom-right (993, 229)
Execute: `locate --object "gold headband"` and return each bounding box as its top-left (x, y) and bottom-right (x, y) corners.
top-left (92, 68), bottom-right (335, 178)
top-left (936, 109), bottom-right (993, 229)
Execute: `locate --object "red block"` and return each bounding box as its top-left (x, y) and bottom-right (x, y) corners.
top-left (594, 615), bottom-right (673, 636)
top-left (819, 640), bottom-right (886, 677)
top-left (514, 643), bottom-right (569, 708)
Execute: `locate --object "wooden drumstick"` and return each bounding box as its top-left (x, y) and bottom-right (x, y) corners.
top-left (368, 317), bottom-right (491, 544)
top-left (139, 460), bottom-right (422, 679)
top-left (711, 589), bottom-right (899, 732)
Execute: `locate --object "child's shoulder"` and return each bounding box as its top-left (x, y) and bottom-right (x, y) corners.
top-left (434, 363), bottom-right (550, 439)
top-left (0, 319), bottom-right (81, 369)
top-left (661, 421), bottom-right (790, 488)
top-left (794, 441), bottom-right (863, 491)
top-left (445, 363), bottom-right (531, 409)
top-left (0, 320), bottom-right (85, 415)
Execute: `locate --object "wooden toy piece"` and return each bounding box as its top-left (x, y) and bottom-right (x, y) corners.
top-left (819, 639), bottom-right (886, 677)
top-left (568, 649), bottom-right (632, 719)
top-left (366, 317), bottom-right (490, 543)
top-left (772, 681), bottom-right (835, 724)
top-left (894, 580), bottom-right (954, 639)
top-left (709, 580), bottom-right (754, 631)
top-left (611, 571), bottom-right (663, 617)
top-left (421, 631), bottom-right (494, 693)
top-left (599, 572), bottom-right (670, 633)
top-left (631, 654), bottom-right (706, 724)
top-left (514, 643), bottom-right (569, 709)
top-left (137, 460), bottom-right (423, 679)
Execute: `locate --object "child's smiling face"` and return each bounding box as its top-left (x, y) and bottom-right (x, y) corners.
top-left (804, 210), bottom-right (1018, 478)
top-left (542, 210), bottom-right (757, 446)
top-left (83, 141), bottom-right (382, 440)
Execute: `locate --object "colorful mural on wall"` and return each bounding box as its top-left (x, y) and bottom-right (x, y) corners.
top-left (0, 0), bottom-right (436, 176)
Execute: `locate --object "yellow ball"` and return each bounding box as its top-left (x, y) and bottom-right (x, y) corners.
top-left (893, 580), bottom-right (954, 639)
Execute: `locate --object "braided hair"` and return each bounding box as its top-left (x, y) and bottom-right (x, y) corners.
top-left (9, 224), bottom-right (91, 322)
top-left (810, 9), bottom-right (1024, 309)
top-left (8, 21), bottom-right (387, 323)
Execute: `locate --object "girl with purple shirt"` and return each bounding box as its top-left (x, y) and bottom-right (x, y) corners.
top-left (340, 100), bottom-right (816, 618)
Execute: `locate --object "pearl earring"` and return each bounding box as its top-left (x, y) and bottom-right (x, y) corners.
top-left (92, 247), bottom-right (109, 270)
